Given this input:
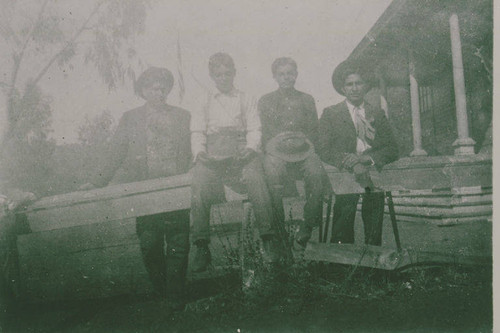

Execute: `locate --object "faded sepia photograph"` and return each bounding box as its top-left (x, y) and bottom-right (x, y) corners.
top-left (0, 0), bottom-right (493, 332)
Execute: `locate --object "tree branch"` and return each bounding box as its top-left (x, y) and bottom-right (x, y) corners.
top-left (31, 0), bottom-right (106, 87)
top-left (8, 0), bottom-right (50, 98)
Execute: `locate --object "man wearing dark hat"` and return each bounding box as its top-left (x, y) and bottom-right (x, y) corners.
top-left (259, 57), bottom-right (330, 248)
top-left (190, 52), bottom-right (277, 272)
top-left (318, 61), bottom-right (398, 246)
top-left (81, 67), bottom-right (192, 306)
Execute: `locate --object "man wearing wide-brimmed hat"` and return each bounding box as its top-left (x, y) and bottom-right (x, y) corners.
top-left (259, 57), bottom-right (331, 249)
top-left (318, 60), bottom-right (398, 246)
top-left (81, 67), bottom-right (192, 308)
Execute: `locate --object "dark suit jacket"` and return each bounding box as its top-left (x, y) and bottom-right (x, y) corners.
top-left (258, 88), bottom-right (319, 149)
top-left (317, 101), bottom-right (398, 171)
top-left (92, 104), bottom-right (192, 187)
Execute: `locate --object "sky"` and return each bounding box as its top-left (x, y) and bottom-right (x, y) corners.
top-left (2, 0), bottom-right (393, 144)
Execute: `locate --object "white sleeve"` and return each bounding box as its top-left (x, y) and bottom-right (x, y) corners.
top-left (244, 94), bottom-right (261, 152)
top-left (190, 93), bottom-right (209, 158)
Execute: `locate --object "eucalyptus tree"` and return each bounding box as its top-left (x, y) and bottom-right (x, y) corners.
top-left (0, 0), bottom-right (152, 194)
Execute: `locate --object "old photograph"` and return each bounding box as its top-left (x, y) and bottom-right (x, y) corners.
top-left (0, 0), bottom-right (493, 331)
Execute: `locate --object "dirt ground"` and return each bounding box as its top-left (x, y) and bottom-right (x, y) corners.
top-left (2, 213), bottom-right (492, 333)
top-left (2, 262), bottom-right (492, 333)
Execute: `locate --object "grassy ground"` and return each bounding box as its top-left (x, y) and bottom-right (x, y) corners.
top-left (3, 261), bottom-right (492, 333)
top-left (3, 211), bottom-right (492, 332)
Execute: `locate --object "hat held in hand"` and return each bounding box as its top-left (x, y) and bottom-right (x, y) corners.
top-left (266, 131), bottom-right (314, 162)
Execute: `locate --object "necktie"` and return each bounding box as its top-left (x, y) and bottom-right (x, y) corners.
top-left (354, 107), bottom-right (375, 143)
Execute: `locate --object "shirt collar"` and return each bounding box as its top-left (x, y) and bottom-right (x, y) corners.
top-left (345, 100), bottom-right (364, 117)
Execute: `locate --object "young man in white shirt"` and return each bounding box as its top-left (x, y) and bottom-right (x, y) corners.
top-left (190, 53), bottom-right (277, 272)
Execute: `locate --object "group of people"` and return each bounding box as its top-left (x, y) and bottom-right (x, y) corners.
top-left (81, 52), bottom-right (398, 307)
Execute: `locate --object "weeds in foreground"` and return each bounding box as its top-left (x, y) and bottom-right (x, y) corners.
top-left (188, 215), bottom-right (492, 325)
top-left (181, 259), bottom-right (491, 330)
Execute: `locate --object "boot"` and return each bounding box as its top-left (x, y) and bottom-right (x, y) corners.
top-left (295, 222), bottom-right (313, 248)
top-left (191, 240), bottom-right (211, 273)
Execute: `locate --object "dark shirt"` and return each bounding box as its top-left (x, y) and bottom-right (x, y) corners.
top-left (258, 88), bottom-right (319, 149)
top-left (92, 104), bottom-right (191, 187)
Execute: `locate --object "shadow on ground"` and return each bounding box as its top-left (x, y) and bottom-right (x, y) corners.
top-left (3, 263), bottom-right (492, 333)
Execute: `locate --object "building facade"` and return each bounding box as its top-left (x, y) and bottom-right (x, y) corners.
top-left (331, 0), bottom-right (492, 226)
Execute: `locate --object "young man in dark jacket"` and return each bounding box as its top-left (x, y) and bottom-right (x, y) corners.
top-left (81, 67), bottom-right (191, 306)
top-left (259, 57), bottom-right (330, 248)
top-left (318, 61), bottom-right (398, 246)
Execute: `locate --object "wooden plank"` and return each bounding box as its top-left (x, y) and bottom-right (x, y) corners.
top-left (17, 218), bottom-right (136, 257)
top-left (304, 242), bottom-right (491, 270)
top-left (18, 227), bottom-right (242, 302)
top-left (394, 215), bottom-right (491, 225)
top-left (22, 155), bottom-right (492, 232)
top-left (19, 211), bottom-right (240, 261)
top-left (17, 203), bottom-right (244, 302)
top-left (387, 204), bottom-right (492, 218)
top-left (28, 173), bottom-right (192, 211)
top-left (18, 230), bottom-right (242, 302)
top-left (27, 185), bottom-right (191, 232)
top-left (390, 194), bottom-right (492, 207)
top-left (304, 242), bottom-right (410, 270)
top-left (325, 155), bottom-right (492, 192)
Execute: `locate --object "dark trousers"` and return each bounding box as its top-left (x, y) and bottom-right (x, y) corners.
top-left (263, 153), bottom-right (326, 230)
top-left (136, 210), bottom-right (190, 298)
top-left (330, 192), bottom-right (385, 246)
top-left (190, 156), bottom-right (275, 243)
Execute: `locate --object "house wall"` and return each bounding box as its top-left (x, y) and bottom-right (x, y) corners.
top-left (366, 75), bottom-right (475, 158)
top-left (422, 77), bottom-right (457, 156)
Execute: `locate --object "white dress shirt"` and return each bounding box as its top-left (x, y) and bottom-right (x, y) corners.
top-left (345, 100), bottom-right (372, 154)
top-left (190, 88), bottom-right (261, 158)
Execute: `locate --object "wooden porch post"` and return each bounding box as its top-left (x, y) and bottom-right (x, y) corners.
top-left (449, 13), bottom-right (475, 155)
top-left (378, 69), bottom-right (389, 119)
top-left (409, 52), bottom-right (427, 156)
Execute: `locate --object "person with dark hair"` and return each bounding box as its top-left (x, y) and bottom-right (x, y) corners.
top-left (259, 57), bottom-right (330, 248)
top-left (190, 52), bottom-right (277, 272)
top-left (317, 60), bottom-right (398, 246)
top-left (80, 67), bottom-right (192, 307)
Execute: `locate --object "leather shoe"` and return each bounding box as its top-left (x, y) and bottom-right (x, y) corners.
top-left (296, 224), bottom-right (312, 246)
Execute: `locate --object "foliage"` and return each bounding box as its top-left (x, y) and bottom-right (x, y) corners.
top-left (0, 0), bottom-right (152, 194)
top-left (1, 84), bottom-right (55, 195)
top-left (37, 110), bottom-right (116, 195)
top-left (77, 110), bottom-right (115, 147)
top-left (7, 83), bottom-right (53, 141)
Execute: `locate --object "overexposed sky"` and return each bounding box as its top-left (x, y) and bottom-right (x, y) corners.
top-left (7, 0), bottom-right (393, 144)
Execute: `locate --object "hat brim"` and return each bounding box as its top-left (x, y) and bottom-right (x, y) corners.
top-left (135, 67), bottom-right (174, 99)
top-left (265, 132), bottom-right (314, 163)
top-left (331, 60), bottom-right (376, 96)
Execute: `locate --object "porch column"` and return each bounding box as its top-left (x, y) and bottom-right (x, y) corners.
top-left (449, 13), bottom-right (475, 155)
top-left (409, 52), bottom-right (427, 156)
top-left (378, 71), bottom-right (389, 119)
